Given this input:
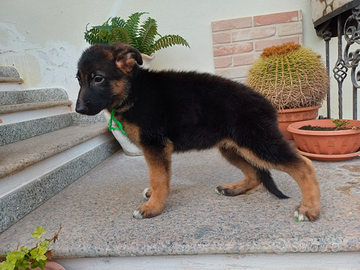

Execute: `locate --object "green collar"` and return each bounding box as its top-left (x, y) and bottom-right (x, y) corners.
top-left (108, 109), bottom-right (127, 137)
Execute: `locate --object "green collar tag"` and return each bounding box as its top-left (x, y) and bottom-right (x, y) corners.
top-left (108, 109), bottom-right (127, 137)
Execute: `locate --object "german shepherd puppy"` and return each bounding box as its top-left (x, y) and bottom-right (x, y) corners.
top-left (76, 43), bottom-right (321, 221)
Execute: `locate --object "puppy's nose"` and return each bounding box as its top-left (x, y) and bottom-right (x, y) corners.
top-left (75, 100), bottom-right (90, 114)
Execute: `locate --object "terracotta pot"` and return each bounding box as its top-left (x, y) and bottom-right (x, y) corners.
top-left (32, 261), bottom-right (65, 270)
top-left (277, 105), bottom-right (321, 140)
top-left (287, 119), bottom-right (360, 161)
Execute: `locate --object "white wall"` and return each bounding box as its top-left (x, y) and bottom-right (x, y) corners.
top-left (0, 0), bottom-right (336, 115)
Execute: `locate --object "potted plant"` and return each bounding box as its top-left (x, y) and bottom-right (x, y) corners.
top-left (84, 12), bottom-right (190, 66)
top-left (287, 119), bottom-right (360, 161)
top-left (246, 42), bottom-right (329, 140)
top-left (0, 225), bottom-right (64, 270)
top-left (84, 12), bottom-right (190, 155)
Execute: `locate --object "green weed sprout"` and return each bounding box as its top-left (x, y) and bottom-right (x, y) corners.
top-left (0, 225), bottom-right (62, 270)
top-left (332, 119), bottom-right (351, 130)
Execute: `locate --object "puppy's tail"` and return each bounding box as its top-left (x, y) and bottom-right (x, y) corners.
top-left (256, 168), bottom-right (289, 199)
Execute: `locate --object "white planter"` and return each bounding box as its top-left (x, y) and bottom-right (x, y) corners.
top-left (104, 110), bottom-right (143, 156)
top-left (140, 53), bottom-right (155, 69)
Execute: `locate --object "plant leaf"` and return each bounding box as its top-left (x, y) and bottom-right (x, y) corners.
top-left (138, 17), bottom-right (158, 55)
top-left (32, 226), bottom-right (47, 240)
top-left (29, 245), bottom-right (47, 262)
top-left (0, 261), bottom-right (16, 270)
top-left (125, 12), bottom-right (149, 47)
top-left (109, 27), bottom-right (133, 45)
top-left (39, 241), bottom-right (50, 249)
top-left (110, 17), bottom-right (126, 28)
top-left (15, 260), bottom-right (29, 270)
top-left (150, 35), bottom-right (191, 54)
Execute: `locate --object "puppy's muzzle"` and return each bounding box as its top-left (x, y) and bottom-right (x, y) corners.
top-left (76, 100), bottom-right (92, 115)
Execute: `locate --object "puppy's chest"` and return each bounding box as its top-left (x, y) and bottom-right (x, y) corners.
top-left (116, 115), bottom-right (141, 145)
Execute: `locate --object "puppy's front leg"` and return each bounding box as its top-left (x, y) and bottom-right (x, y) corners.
top-left (133, 143), bottom-right (173, 219)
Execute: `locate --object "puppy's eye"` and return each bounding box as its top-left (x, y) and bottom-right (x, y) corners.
top-left (94, 76), bottom-right (104, 84)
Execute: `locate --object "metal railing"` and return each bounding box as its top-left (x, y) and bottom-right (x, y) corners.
top-left (314, 1), bottom-right (360, 120)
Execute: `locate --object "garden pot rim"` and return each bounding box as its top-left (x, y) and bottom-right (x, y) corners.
top-left (298, 148), bottom-right (360, 161)
top-left (277, 105), bottom-right (321, 114)
top-left (287, 119), bottom-right (360, 136)
top-left (140, 53), bottom-right (155, 61)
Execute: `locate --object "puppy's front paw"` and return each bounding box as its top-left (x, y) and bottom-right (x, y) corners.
top-left (294, 204), bottom-right (320, 222)
top-left (294, 210), bottom-right (309, 222)
top-left (216, 185), bottom-right (242, 196)
top-left (133, 210), bottom-right (144, 219)
top-left (132, 202), bottom-right (163, 219)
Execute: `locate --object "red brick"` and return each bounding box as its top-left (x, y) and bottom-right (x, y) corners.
top-left (215, 66), bottom-right (249, 79)
top-left (254, 11), bottom-right (299, 26)
top-left (233, 54), bottom-right (258, 66)
top-left (255, 36), bottom-right (299, 52)
top-left (212, 32), bottom-right (231, 44)
top-left (213, 42), bottom-right (253, 57)
top-left (214, 56), bottom-right (232, 68)
top-left (211, 17), bottom-right (252, 32)
top-left (278, 22), bottom-right (302, 37)
top-left (233, 26), bottom-right (276, 42)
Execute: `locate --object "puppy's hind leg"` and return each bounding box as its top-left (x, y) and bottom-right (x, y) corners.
top-left (216, 146), bottom-right (261, 196)
top-left (277, 155), bottom-right (321, 222)
top-left (238, 146), bottom-right (321, 221)
top-left (216, 146), bottom-right (287, 198)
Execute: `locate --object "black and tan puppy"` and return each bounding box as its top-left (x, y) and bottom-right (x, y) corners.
top-left (76, 42), bottom-right (321, 221)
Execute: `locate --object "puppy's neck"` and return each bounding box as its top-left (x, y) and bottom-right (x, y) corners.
top-left (111, 99), bottom-right (134, 114)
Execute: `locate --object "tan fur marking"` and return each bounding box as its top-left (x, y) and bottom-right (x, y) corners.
top-left (116, 56), bottom-right (136, 74)
top-left (122, 121), bottom-right (141, 146)
top-left (103, 50), bottom-right (114, 61)
top-left (218, 146), bottom-right (260, 195)
top-left (277, 156), bottom-right (321, 221)
top-left (218, 139), bottom-right (321, 221)
top-left (109, 80), bottom-right (128, 109)
top-left (136, 142), bottom-right (174, 218)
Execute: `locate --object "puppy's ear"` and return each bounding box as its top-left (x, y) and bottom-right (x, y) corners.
top-left (113, 43), bottom-right (143, 74)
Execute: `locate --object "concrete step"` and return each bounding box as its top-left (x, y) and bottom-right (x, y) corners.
top-left (0, 108), bottom-right (121, 233)
top-left (0, 87), bottom-right (74, 146)
top-left (0, 150), bottom-right (359, 268)
top-left (0, 133), bottom-right (120, 233)
top-left (0, 87), bottom-right (72, 115)
top-left (0, 66), bottom-right (24, 84)
top-left (0, 112), bottom-right (73, 146)
top-left (0, 100), bottom-right (72, 114)
top-left (0, 123), bottom-right (109, 179)
top-left (0, 88), bottom-right (68, 105)
top-left (0, 66), bottom-right (122, 235)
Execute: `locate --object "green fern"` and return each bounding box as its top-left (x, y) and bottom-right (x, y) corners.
top-left (150, 35), bottom-right (190, 55)
top-left (109, 27), bottom-right (133, 45)
top-left (125, 12), bottom-right (148, 45)
top-left (84, 12), bottom-right (190, 55)
top-left (137, 17), bottom-right (158, 55)
top-left (110, 17), bottom-right (126, 28)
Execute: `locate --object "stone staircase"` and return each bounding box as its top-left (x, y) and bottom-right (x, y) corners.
top-left (0, 66), bottom-right (121, 233)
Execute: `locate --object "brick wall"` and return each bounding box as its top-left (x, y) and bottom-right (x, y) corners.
top-left (211, 10), bottom-right (303, 82)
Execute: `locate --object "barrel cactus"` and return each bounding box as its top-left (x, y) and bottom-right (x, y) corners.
top-left (246, 42), bottom-right (329, 110)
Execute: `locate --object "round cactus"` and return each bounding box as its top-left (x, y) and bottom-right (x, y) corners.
top-left (246, 42), bottom-right (329, 110)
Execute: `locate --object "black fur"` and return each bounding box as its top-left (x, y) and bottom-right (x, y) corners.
top-left (256, 169), bottom-right (289, 199)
